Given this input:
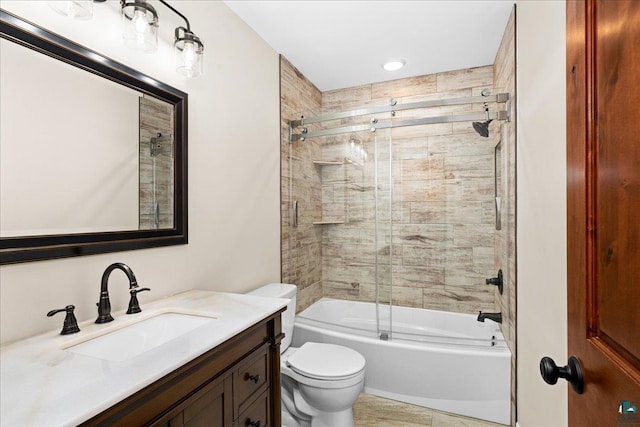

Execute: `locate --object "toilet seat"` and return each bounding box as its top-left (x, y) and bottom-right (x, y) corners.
top-left (285, 343), bottom-right (366, 380)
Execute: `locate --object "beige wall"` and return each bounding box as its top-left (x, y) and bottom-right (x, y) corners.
top-left (516, 1), bottom-right (568, 426)
top-left (0, 38), bottom-right (140, 235)
top-left (0, 1), bottom-right (280, 345)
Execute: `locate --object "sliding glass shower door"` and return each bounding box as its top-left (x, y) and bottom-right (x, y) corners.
top-left (283, 86), bottom-right (511, 343)
top-left (284, 110), bottom-right (394, 340)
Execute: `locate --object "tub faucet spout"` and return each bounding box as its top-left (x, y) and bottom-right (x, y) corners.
top-left (477, 311), bottom-right (502, 324)
top-left (96, 262), bottom-right (138, 324)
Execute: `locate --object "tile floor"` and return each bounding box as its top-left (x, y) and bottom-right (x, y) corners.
top-left (353, 394), bottom-right (507, 427)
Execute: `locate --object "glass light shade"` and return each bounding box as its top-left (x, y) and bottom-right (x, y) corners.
top-left (175, 39), bottom-right (204, 78)
top-left (48, 1), bottom-right (93, 20)
top-left (121, 1), bottom-right (158, 53)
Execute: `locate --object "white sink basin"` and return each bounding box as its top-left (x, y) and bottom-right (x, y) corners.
top-left (65, 312), bottom-right (216, 362)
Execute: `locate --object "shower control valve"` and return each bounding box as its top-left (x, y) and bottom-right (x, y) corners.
top-left (485, 269), bottom-right (503, 295)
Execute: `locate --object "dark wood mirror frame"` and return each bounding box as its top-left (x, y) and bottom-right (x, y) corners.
top-left (0, 10), bottom-right (188, 264)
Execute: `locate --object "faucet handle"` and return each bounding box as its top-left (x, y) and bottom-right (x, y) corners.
top-left (47, 305), bottom-right (80, 335)
top-left (485, 269), bottom-right (503, 295)
top-left (127, 288), bottom-right (150, 314)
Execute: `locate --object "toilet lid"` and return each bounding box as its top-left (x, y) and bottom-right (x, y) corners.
top-left (285, 342), bottom-right (365, 380)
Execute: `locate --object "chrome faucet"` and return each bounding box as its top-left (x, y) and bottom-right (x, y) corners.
top-left (96, 262), bottom-right (138, 323)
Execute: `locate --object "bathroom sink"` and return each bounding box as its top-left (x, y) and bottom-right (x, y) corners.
top-left (65, 312), bottom-right (216, 362)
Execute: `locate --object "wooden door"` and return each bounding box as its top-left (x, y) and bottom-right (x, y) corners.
top-left (566, 0), bottom-right (640, 426)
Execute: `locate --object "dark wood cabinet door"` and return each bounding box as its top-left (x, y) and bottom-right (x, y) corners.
top-left (567, 0), bottom-right (640, 425)
top-left (162, 377), bottom-right (233, 427)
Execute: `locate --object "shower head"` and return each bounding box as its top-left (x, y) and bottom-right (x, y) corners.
top-left (472, 119), bottom-right (493, 138)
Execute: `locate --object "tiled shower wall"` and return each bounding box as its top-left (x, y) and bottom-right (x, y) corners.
top-left (318, 67), bottom-right (500, 314)
top-left (280, 57), bottom-right (324, 312)
top-left (281, 35), bottom-right (514, 319)
top-left (139, 96), bottom-right (174, 230)
top-left (493, 8), bottom-right (517, 426)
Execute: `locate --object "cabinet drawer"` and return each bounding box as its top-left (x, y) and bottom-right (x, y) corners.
top-left (234, 343), bottom-right (269, 415)
top-left (236, 390), bottom-right (269, 427)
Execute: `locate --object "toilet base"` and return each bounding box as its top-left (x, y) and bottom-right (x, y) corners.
top-left (281, 406), bottom-right (354, 427)
top-left (309, 408), bottom-right (355, 427)
top-left (281, 405), bottom-right (306, 427)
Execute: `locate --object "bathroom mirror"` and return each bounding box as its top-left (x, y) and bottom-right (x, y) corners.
top-left (0, 10), bottom-right (188, 264)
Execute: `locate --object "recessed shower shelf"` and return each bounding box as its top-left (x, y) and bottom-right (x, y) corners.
top-left (313, 221), bottom-right (345, 225)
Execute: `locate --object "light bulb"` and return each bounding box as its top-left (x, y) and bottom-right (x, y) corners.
top-left (122, 3), bottom-right (157, 52)
top-left (179, 42), bottom-right (198, 78)
top-left (182, 41), bottom-right (197, 65)
top-left (175, 39), bottom-right (203, 78)
top-left (132, 10), bottom-right (149, 35)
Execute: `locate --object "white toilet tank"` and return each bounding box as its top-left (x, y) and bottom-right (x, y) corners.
top-left (247, 283), bottom-right (297, 353)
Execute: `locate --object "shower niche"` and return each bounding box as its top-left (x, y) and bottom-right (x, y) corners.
top-left (312, 160), bottom-right (346, 225)
top-left (311, 134), bottom-right (371, 226)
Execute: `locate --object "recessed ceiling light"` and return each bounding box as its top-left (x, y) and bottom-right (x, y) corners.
top-left (382, 59), bottom-right (406, 72)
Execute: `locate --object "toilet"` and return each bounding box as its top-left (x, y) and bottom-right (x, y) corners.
top-left (248, 283), bottom-right (365, 427)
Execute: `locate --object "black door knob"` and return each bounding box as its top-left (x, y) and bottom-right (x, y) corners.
top-left (540, 355), bottom-right (584, 394)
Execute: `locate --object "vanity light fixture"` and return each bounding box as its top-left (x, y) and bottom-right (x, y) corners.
top-left (174, 26), bottom-right (204, 78)
top-left (382, 59), bottom-right (406, 72)
top-left (50, 0), bottom-right (204, 77)
top-left (48, 0), bottom-right (204, 77)
top-left (121, 0), bottom-right (158, 53)
top-left (120, 0), bottom-right (205, 77)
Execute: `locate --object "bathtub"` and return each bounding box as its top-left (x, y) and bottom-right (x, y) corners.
top-left (291, 298), bottom-right (511, 425)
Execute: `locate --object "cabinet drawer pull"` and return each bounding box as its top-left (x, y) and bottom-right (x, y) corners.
top-left (246, 419), bottom-right (261, 427)
top-left (247, 373), bottom-right (260, 384)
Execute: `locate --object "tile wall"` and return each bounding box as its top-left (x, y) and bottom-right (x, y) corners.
top-left (139, 96), bottom-right (174, 230)
top-left (317, 65), bottom-right (499, 314)
top-left (493, 8), bottom-right (517, 426)
top-left (280, 57), bottom-right (324, 312)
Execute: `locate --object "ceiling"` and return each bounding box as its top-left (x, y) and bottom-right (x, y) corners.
top-left (224, 1), bottom-right (515, 92)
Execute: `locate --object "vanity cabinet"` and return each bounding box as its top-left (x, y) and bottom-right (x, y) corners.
top-left (81, 311), bottom-right (283, 427)
top-left (159, 374), bottom-right (233, 427)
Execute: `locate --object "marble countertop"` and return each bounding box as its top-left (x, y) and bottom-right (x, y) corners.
top-left (0, 290), bottom-right (288, 426)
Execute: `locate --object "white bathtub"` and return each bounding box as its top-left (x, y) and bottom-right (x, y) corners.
top-left (291, 298), bottom-right (511, 425)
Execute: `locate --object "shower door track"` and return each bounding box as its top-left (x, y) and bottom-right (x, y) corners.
top-left (290, 93), bottom-right (510, 127)
top-left (291, 110), bottom-right (509, 141)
